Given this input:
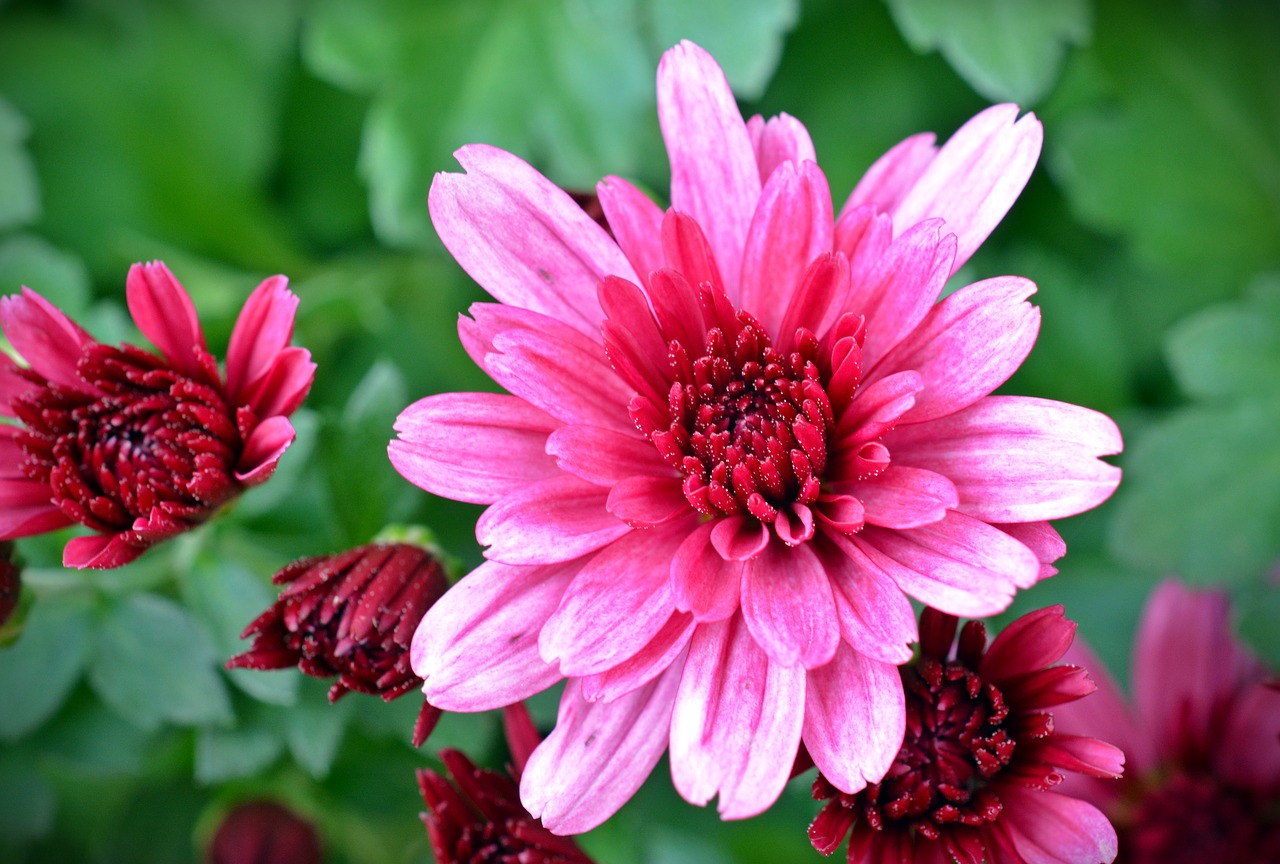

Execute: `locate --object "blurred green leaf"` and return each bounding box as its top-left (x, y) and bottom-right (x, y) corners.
top-left (1237, 575), bottom-right (1280, 669)
top-left (1165, 274), bottom-right (1280, 401)
top-left (647, 0), bottom-right (799, 99)
top-left (0, 591), bottom-right (95, 741)
top-left (0, 94), bottom-right (39, 230)
top-left (88, 593), bottom-right (233, 731)
top-left (0, 233), bottom-right (90, 314)
top-left (33, 689), bottom-right (158, 777)
top-left (886, 0), bottom-right (1090, 106)
top-left (284, 679), bottom-right (353, 779)
top-left (0, 749), bottom-right (55, 841)
top-left (194, 703), bottom-right (285, 785)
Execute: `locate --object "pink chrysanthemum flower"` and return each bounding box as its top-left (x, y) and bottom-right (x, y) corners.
top-left (391, 41), bottom-right (1123, 832)
top-left (1054, 579), bottom-right (1280, 863)
top-left (809, 606), bottom-right (1123, 864)
top-left (0, 261), bottom-right (314, 568)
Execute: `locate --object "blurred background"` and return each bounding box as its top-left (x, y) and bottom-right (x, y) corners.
top-left (0, 0), bottom-right (1276, 861)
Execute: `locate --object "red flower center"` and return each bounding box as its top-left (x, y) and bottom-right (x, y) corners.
top-left (1128, 769), bottom-right (1280, 864)
top-left (13, 343), bottom-right (243, 535)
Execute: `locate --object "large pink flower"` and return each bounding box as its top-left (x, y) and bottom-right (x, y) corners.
top-left (1054, 579), bottom-right (1280, 862)
top-left (391, 41), bottom-right (1122, 832)
top-left (0, 261), bottom-right (314, 568)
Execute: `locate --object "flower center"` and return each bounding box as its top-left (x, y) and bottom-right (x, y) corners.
top-left (1128, 770), bottom-right (1280, 864)
top-left (12, 342), bottom-right (243, 534)
top-left (454, 821), bottom-right (532, 863)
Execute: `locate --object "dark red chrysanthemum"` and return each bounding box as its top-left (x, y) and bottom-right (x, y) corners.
top-left (208, 800), bottom-right (322, 864)
top-left (228, 542), bottom-right (449, 747)
top-left (810, 606), bottom-right (1124, 864)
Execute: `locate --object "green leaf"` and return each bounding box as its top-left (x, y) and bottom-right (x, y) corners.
top-left (0, 94), bottom-right (39, 230)
top-left (1165, 275), bottom-right (1280, 401)
top-left (0, 749), bottom-right (55, 841)
top-left (886, 0), bottom-right (1090, 106)
top-left (0, 233), bottom-right (91, 316)
top-left (195, 719), bottom-right (284, 785)
top-left (284, 679), bottom-right (353, 779)
top-left (0, 591), bottom-right (95, 741)
top-left (88, 593), bottom-right (233, 731)
top-left (33, 689), bottom-right (158, 777)
top-left (1237, 577), bottom-right (1280, 670)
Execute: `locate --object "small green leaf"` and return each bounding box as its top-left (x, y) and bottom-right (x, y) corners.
top-left (0, 749), bottom-right (55, 841)
top-left (0, 233), bottom-right (91, 316)
top-left (195, 722), bottom-right (284, 785)
top-left (284, 679), bottom-right (353, 779)
top-left (886, 0), bottom-right (1090, 105)
top-left (1237, 577), bottom-right (1280, 669)
top-left (1165, 275), bottom-right (1280, 401)
top-left (0, 590), bottom-right (95, 741)
top-left (0, 94), bottom-right (39, 230)
top-left (32, 689), bottom-right (157, 777)
top-left (88, 593), bottom-right (233, 731)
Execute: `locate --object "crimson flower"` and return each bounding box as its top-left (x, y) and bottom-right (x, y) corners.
top-left (228, 542), bottom-right (449, 747)
top-left (1053, 579), bottom-right (1280, 863)
top-left (207, 800), bottom-right (322, 864)
top-left (0, 261), bottom-right (314, 568)
top-left (810, 606), bottom-right (1123, 864)
top-left (391, 41), bottom-right (1122, 832)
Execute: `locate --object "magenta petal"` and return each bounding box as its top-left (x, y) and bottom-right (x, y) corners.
top-left (224, 274), bottom-right (297, 404)
top-left (411, 559), bottom-right (577, 710)
top-left (580, 612), bottom-right (695, 703)
top-left (802, 643), bottom-right (905, 793)
top-left (999, 787), bottom-right (1118, 864)
top-left (842, 131), bottom-right (937, 217)
top-left (428, 144), bottom-right (634, 338)
top-left (740, 539), bottom-right (839, 668)
top-left (125, 261), bottom-right (207, 378)
top-left (856, 511), bottom-right (1040, 617)
top-left (888, 396), bottom-right (1123, 523)
top-left (236, 415), bottom-right (295, 485)
top-left (606, 476), bottom-right (690, 527)
top-left (599, 275), bottom-right (670, 403)
top-left (843, 465), bottom-right (958, 530)
top-left (238, 346), bottom-right (315, 421)
top-left (834, 370), bottom-right (923, 450)
top-left (63, 533), bottom-right (143, 569)
top-left (391, 393), bottom-right (560, 504)
top-left (521, 669), bottom-right (681, 834)
top-left (869, 276), bottom-right (1040, 425)
top-left (669, 614), bottom-right (806, 818)
top-left (1036, 735), bottom-right (1126, 780)
top-left (996, 521), bottom-right (1066, 580)
top-left (833, 203), bottom-right (892, 274)
top-left (739, 160), bottom-right (834, 338)
top-left (597, 175), bottom-right (664, 290)
top-left (658, 40), bottom-right (761, 302)
top-left (0, 287), bottom-right (95, 391)
top-left (746, 112), bottom-right (817, 184)
top-left (671, 520), bottom-right (744, 622)
top-left (710, 515), bottom-right (770, 561)
top-left (547, 424), bottom-right (671, 486)
top-left (0, 476), bottom-right (71, 539)
top-left (539, 521), bottom-right (687, 677)
top-left (1216, 683), bottom-right (1280, 789)
top-left (981, 605), bottom-right (1076, 680)
top-left (777, 252), bottom-right (850, 351)
top-left (477, 475), bottom-right (630, 565)
top-left (815, 531), bottom-right (917, 664)
top-left (1053, 638), bottom-right (1145, 783)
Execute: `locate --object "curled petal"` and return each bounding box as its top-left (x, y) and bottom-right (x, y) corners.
top-left (126, 261), bottom-right (208, 379)
top-left (225, 275), bottom-right (297, 404)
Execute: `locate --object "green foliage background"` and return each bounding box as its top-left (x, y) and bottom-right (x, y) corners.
top-left (0, 0), bottom-right (1277, 861)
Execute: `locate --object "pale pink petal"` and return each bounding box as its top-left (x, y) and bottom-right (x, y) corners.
top-left (889, 105), bottom-right (1043, 275)
top-left (459, 301), bottom-right (595, 374)
top-left (476, 475), bottom-right (630, 565)
top-left (999, 787), bottom-right (1118, 864)
top-left (815, 530), bottom-right (917, 664)
top-left (671, 520), bottom-right (744, 622)
top-left (580, 613), bottom-right (695, 703)
top-left (833, 204), bottom-right (892, 274)
top-left (236, 346), bottom-right (315, 420)
top-left (739, 160), bottom-right (834, 338)
top-left (740, 538), bottom-right (839, 668)
top-left (125, 261), bottom-right (207, 378)
top-left (669, 614), bottom-right (806, 819)
top-left (1215, 682), bottom-right (1280, 788)
top-left (856, 511), bottom-right (1040, 617)
top-left (224, 275), bottom-right (296, 404)
top-left (546, 424), bottom-right (671, 486)
top-left (868, 276), bottom-right (1040, 425)
top-left (521, 669), bottom-right (682, 834)
top-left (746, 112), bottom-right (817, 183)
top-left (235, 416), bottom-right (295, 485)
top-left (981, 605), bottom-right (1076, 681)
top-left (598, 275), bottom-right (670, 403)
top-left (539, 520), bottom-right (688, 677)
top-left (0, 287), bottom-right (95, 391)
top-left (428, 144), bottom-right (635, 337)
top-left (996, 521), bottom-right (1066, 580)
top-left (411, 558), bottom-right (579, 710)
top-left (888, 396), bottom-right (1123, 523)
top-left (842, 131), bottom-right (937, 216)
top-left (606, 476), bottom-right (690, 527)
top-left (802, 643), bottom-right (905, 793)
top-left (597, 175), bottom-right (664, 289)
top-left (391, 392), bottom-right (560, 504)
top-left (839, 465), bottom-right (958, 529)
top-left (658, 40), bottom-right (761, 302)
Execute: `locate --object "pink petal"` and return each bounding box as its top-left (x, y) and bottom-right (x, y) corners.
top-left (739, 160), bottom-right (834, 338)
top-left (653, 226), bottom-right (717, 341)
top-left (1054, 638), bottom-right (1147, 786)
top-left (889, 396), bottom-right (1123, 523)
top-left (746, 112), bottom-right (817, 184)
top-left (776, 252), bottom-right (850, 352)
top-left (0, 287), bottom-right (95, 391)
top-left (740, 539), bottom-right (839, 668)
top-left (236, 346), bottom-right (315, 420)
top-left (428, 144), bottom-right (635, 338)
top-left (411, 558), bottom-right (578, 710)
top-left (0, 476), bottom-right (70, 539)
top-left (981, 605), bottom-right (1076, 681)
top-left (606, 476), bottom-right (690, 527)
top-left (1033, 735), bottom-right (1126, 780)
top-left (63, 533), bottom-right (143, 569)
top-left (598, 275), bottom-right (670, 403)
top-left (125, 261), bottom-right (208, 379)
top-left (521, 669), bottom-right (682, 834)
top-left (842, 131), bottom-right (937, 217)
top-left (710, 515), bottom-right (770, 561)
top-left (671, 520), bottom-right (744, 622)
top-left (224, 275), bottom-right (297, 404)
top-left (996, 521), bottom-right (1065, 580)
top-left (889, 105), bottom-right (1043, 275)
top-left (597, 175), bottom-right (664, 290)
top-left (856, 511), bottom-right (1040, 617)
top-left (839, 465), bottom-right (958, 529)
top-left (669, 614), bottom-right (806, 819)
top-left (539, 520), bottom-right (688, 677)
top-left (476, 475), bottom-right (630, 566)
top-left (833, 203), bottom-right (892, 274)
top-left (657, 40), bottom-right (761, 302)
top-left (802, 643), bottom-right (905, 793)
top-left (580, 613), bottom-right (695, 703)
top-left (390, 392), bottom-right (560, 504)
top-left (868, 276), bottom-right (1040, 425)
top-left (459, 301), bottom-right (595, 373)
top-left (834, 370), bottom-right (923, 450)
top-left (998, 787), bottom-right (1118, 864)
top-left (235, 415), bottom-right (296, 485)
top-left (1215, 682), bottom-right (1280, 788)
top-left (546, 424), bottom-right (671, 486)
top-left (815, 531), bottom-right (917, 664)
